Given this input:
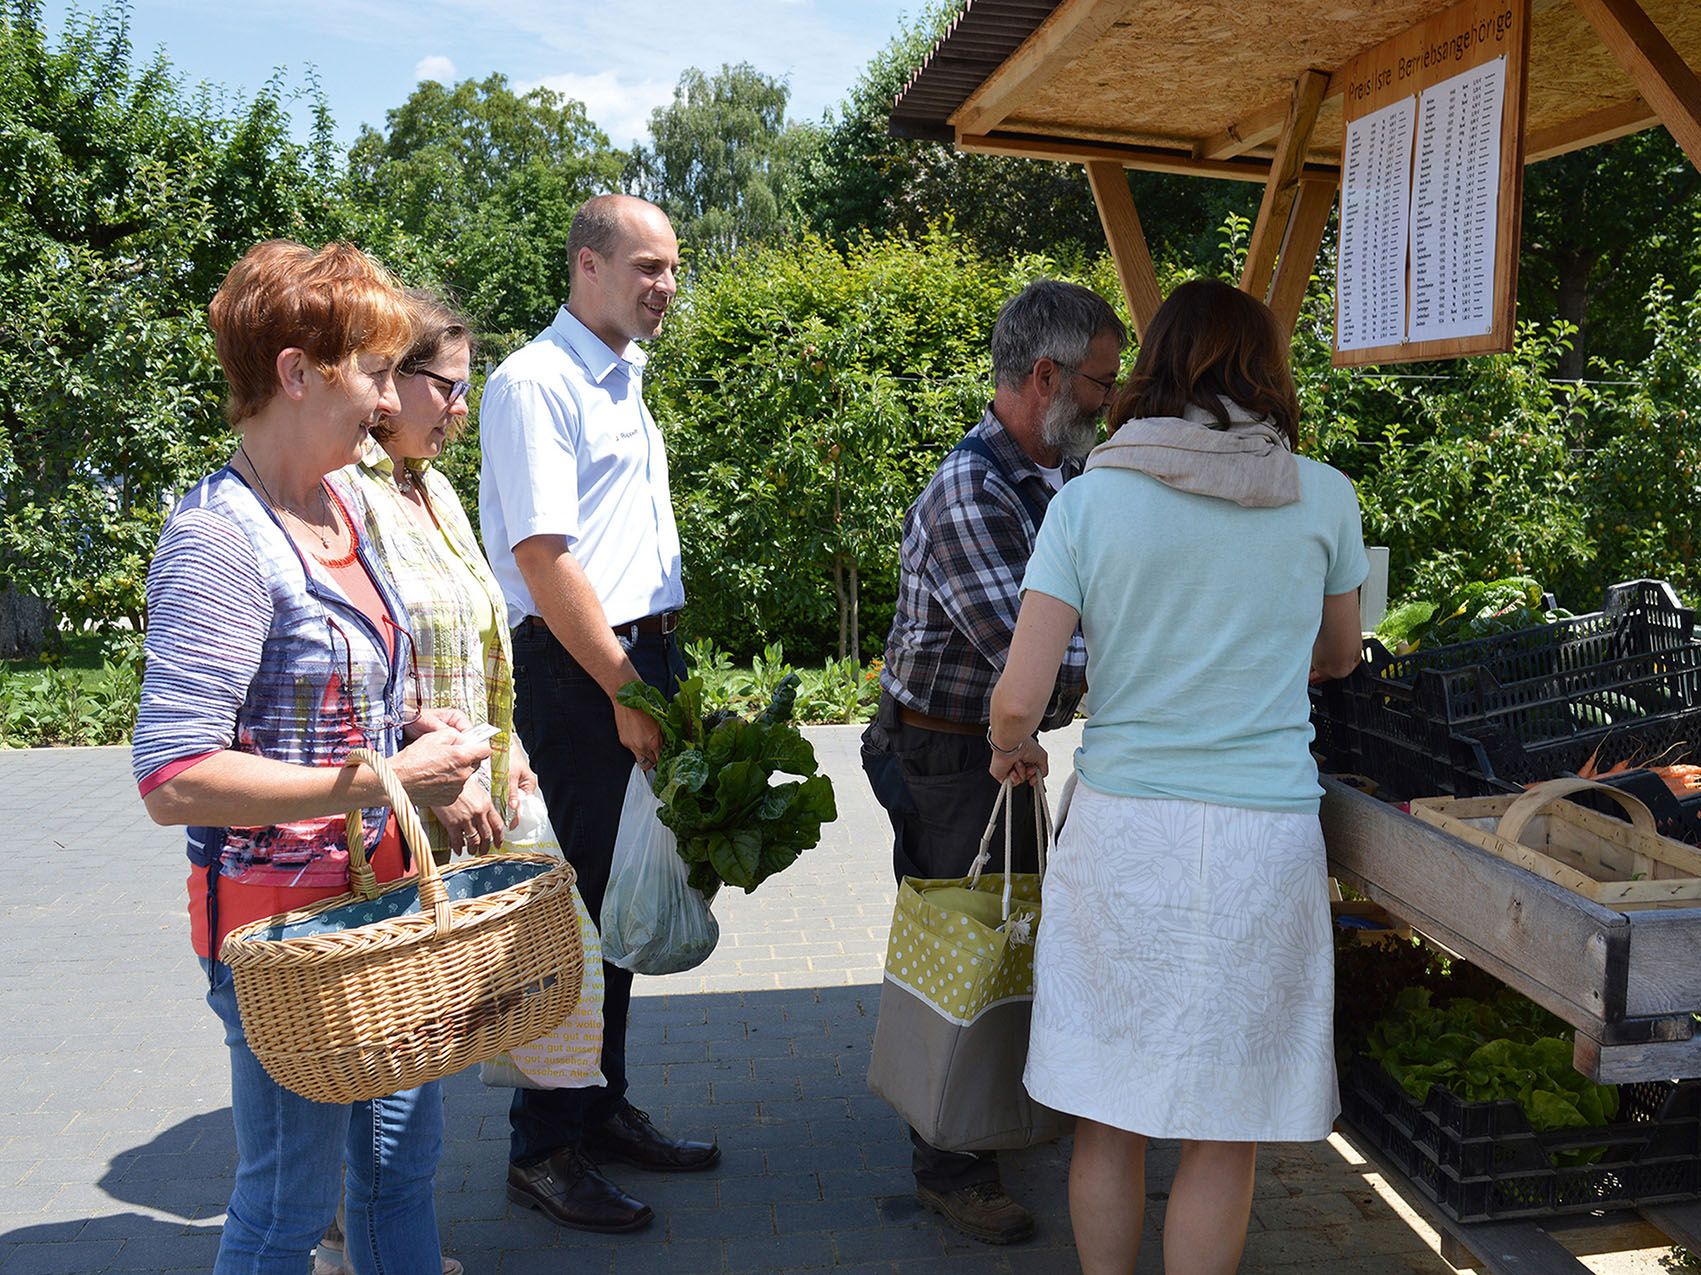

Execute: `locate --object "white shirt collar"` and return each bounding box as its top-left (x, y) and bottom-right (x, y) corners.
top-left (549, 306), bottom-right (647, 384)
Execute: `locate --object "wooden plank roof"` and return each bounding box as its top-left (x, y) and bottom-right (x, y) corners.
top-left (891, 0), bottom-right (1700, 174)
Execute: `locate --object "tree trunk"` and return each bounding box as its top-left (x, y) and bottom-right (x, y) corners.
top-left (833, 554), bottom-right (849, 662)
top-left (0, 586), bottom-right (52, 658)
top-left (848, 560), bottom-right (860, 663)
top-left (1553, 247), bottom-right (1596, 381)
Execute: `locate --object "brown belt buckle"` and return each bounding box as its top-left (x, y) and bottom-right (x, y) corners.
top-left (658, 610), bottom-right (679, 635)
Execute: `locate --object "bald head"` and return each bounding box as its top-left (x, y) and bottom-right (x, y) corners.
top-left (565, 195), bottom-right (680, 351)
top-left (567, 195), bottom-right (667, 288)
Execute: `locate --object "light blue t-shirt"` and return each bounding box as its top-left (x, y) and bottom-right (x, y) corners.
top-left (1022, 457), bottom-right (1368, 812)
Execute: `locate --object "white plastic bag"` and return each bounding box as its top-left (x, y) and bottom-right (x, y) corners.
top-left (479, 788), bottom-right (607, 1089)
top-left (599, 768), bottom-right (719, 974)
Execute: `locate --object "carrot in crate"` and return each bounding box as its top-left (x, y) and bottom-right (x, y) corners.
top-left (1649, 764), bottom-right (1701, 796)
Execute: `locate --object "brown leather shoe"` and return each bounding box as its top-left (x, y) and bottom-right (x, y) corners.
top-left (916, 1181), bottom-right (1036, 1245)
top-left (506, 1149), bottom-right (654, 1233)
top-left (581, 1103), bottom-right (720, 1172)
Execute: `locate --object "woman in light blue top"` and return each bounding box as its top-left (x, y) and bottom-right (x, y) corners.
top-left (988, 279), bottom-right (1366, 1275)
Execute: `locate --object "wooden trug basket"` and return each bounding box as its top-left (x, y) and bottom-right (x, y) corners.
top-left (1411, 777), bottom-right (1701, 911)
top-left (220, 747), bottom-right (584, 1104)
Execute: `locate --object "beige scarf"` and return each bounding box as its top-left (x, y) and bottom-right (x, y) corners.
top-left (1085, 397), bottom-right (1300, 508)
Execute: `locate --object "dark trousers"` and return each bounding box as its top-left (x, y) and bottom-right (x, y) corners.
top-left (861, 693), bottom-right (1040, 1192)
top-left (508, 621), bottom-right (686, 1167)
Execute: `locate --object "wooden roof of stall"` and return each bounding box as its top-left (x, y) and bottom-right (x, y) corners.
top-left (890, 0), bottom-right (1701, 180)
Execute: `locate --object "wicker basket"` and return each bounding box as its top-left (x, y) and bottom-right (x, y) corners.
top-left (220, 747), bottom-right (585, 1104)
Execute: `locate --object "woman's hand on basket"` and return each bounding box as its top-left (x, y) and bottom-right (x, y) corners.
top-left (390, 729), bottom-right (489, 807)
top-left (989, 737), bottom-right (1048, 787)
top-left (434, 775), bottom-right (506, 854)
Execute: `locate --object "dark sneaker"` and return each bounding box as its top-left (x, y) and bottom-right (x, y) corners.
top-left (916, 1181), bottom-right (1036, 1244)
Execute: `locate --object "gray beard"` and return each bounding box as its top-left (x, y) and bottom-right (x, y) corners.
top-left (1040, 395), bottom-right (1100, 460)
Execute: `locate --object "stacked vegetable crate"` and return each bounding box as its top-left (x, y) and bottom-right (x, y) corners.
top-left (1311, 580), bottom-right (1701, 835)
top-left (1342, 1054), bottom-right (1701, 1222)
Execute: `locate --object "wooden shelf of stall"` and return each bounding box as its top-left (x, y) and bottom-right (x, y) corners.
top-left (1321, 776), bottom-right (1701, 1084)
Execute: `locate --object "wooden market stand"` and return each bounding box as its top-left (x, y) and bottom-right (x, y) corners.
top-left (892, 2), bottom-right (1701, 1268)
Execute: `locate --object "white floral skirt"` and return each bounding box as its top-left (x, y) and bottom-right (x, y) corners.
top-left (1024, 782), bottom-right (1338, 1142)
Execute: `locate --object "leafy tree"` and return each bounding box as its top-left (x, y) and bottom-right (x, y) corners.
top-left (627, 63), bottom-right (811, 260)
top-left (0, 0), bottom-right (343, 642)
top-left (1575, 277), bottom-right (1701, 603)
top-left (1519, 129), bottom-right (1701, 377)
top-left (646, 230), bottom-right (1131, 661)
top-left (347, 74), bottom-right (622, 334)
top-left (791, 1), bottom-right (1254, 267)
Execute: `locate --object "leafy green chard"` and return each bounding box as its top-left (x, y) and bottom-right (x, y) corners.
top-left (1374, 577), bottom-right (1572, 652)
top-left (616, 672), bottom-right (837, 895)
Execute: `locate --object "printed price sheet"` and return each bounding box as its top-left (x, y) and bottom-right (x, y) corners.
top-left (1336, 96), bottom-right (1417, 352)
top-left (1407, 57), bottom-right (1507, 342)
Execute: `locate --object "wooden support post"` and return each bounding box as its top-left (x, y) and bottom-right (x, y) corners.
top-left (1084, 161), bottom-right (1163, 341)
top-left (1239, 69), bottom-right (1331, 300)
top-left (1265, 176), bottom-right (1337, 337)
top-left (1571, 0), bottom-right (1701, 171)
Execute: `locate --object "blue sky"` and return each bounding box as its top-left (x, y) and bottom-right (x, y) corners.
top-left (45, 0), bottom-right (929, 148)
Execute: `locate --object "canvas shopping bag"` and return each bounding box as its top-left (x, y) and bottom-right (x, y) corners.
top-left (480, 790), bottom-right (607, 1090)
top-left (866, 779), bottom-right (1071, 1152)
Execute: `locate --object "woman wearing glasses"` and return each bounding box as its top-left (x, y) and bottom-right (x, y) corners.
top-left (133, 240), bottom-right (491, 1274)
top-left (308, 290), bottom-right (532, 1275)
top-left (346, 290), bottom-right (536, 863)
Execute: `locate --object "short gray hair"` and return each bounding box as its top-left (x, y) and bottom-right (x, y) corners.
top-left (990, 280), bottom-right (1126, 389)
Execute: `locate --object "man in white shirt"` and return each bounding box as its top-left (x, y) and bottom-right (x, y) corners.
top-left (480, 194), bottom-right (718, 1235)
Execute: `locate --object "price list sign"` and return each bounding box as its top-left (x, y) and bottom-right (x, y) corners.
top-left (1333, 0), bottom-right (1529, 367)
top-left (1338, 97), bottom-right (1416, 352)
top-left (1409, 58), bottom-right (1507, 342)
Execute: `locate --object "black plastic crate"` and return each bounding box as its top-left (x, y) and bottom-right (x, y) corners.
top-left (1463, 711), bottom-right (1701, 843)
top-left (1342, 1054), bottom-right (1701, 1222)
top-left (1375, 580), bottom-right (1694, 721)
top-left (1311, 580), bottom-right (1701, 803)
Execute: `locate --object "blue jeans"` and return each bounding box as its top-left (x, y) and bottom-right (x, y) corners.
top-left (202, 957), bottom-right (444, 1274)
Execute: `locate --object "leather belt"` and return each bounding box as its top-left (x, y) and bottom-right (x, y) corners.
top-left (619, 610), bottom-right (680, 637)
top-left (898, 705), bottom-right (985, 737)
top-left (518, 611), bottom-right (680, 640)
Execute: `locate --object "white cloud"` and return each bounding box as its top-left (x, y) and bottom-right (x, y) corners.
top-left (413, 54), bottom-right (456, 83)
top-left (519, 69), bottom-right (675, 149)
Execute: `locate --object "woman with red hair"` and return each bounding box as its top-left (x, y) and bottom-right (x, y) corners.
top-left (133, 240), bottom-right (489, 1274)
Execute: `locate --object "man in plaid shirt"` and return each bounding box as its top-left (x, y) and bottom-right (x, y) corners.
top-left (864, 279), bottom-right (1125, 1245)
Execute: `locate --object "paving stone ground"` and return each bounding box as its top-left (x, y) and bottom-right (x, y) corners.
top-left (0, 730), bottom-right (1682, 1272)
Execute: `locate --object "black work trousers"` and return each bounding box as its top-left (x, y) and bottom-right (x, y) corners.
top-left (861, 692), bottom-right (1041, 1192)
top-left (507, 620), bottom-right (686, 1166)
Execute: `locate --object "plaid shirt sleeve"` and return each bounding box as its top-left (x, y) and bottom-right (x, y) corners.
top-left (918, 473), bottom-right (1031, 677)
top-left (905, 459), bottom-right (1088, 729)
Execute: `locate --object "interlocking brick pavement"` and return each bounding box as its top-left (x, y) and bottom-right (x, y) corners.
top-left (0, 733), bottom-right (1675, 1272)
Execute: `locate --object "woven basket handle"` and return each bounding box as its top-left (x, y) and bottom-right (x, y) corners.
top-left (1496, 776), bottom-right (1659, 844)
top-left (343, 746), bottom-right (451, 939)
